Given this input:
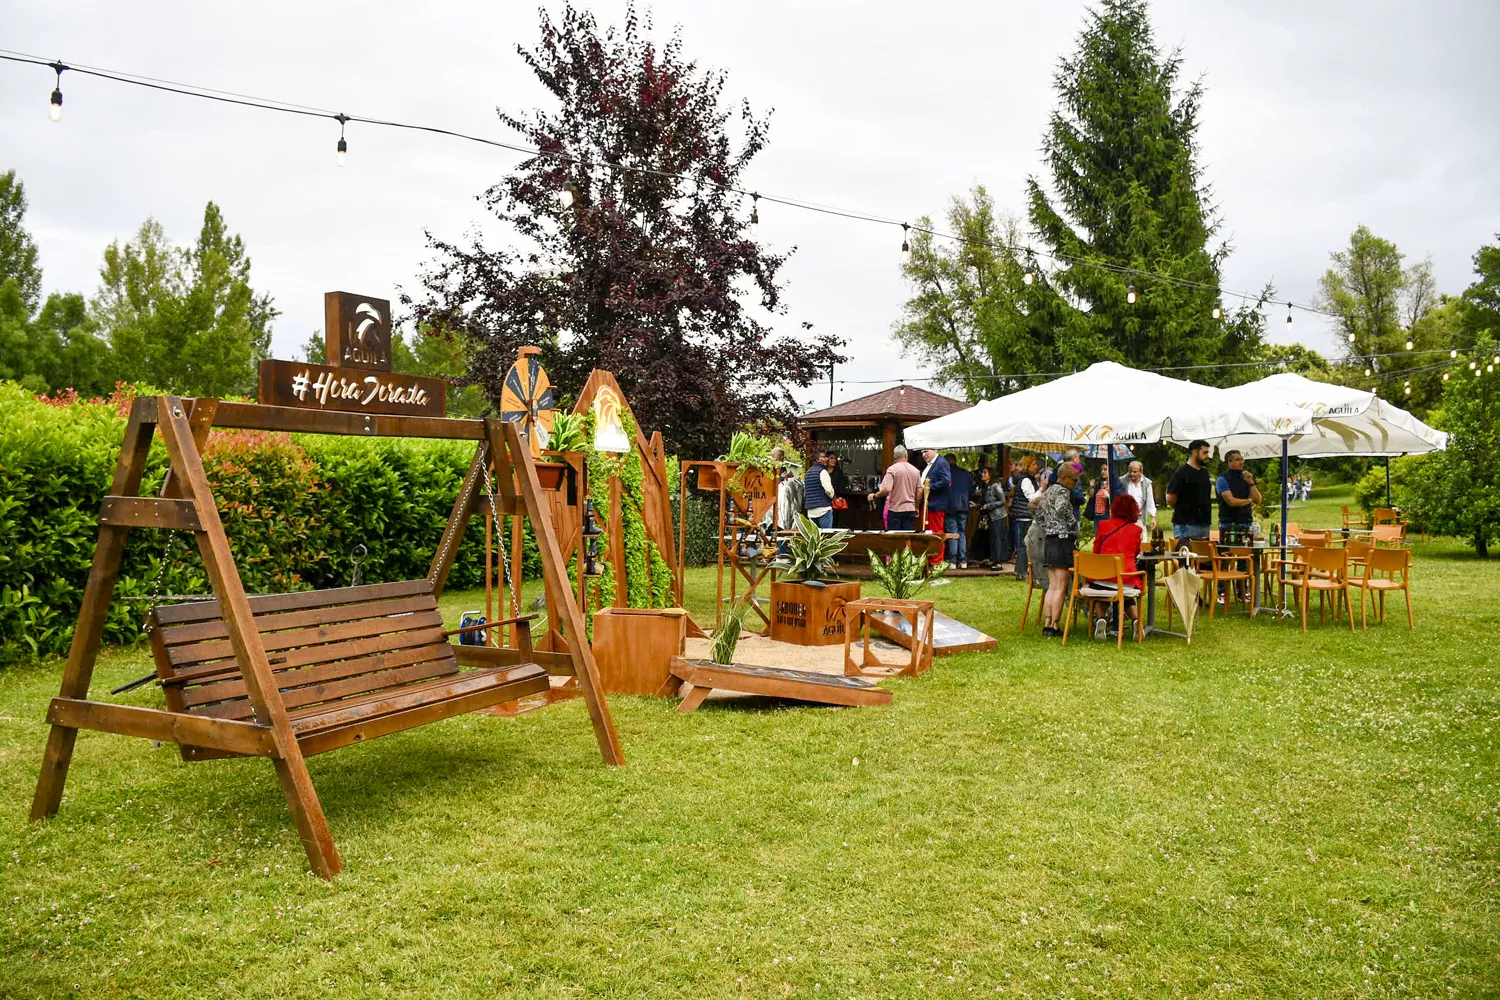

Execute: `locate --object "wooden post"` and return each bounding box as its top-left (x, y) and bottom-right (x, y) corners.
top-left (156, 397), bottom-right (342, 878)
top-left (495, 419), bottom-right (623, 766)
top-left (30, 398), bottom-right (157, 822)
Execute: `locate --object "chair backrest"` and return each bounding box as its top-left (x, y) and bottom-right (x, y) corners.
top-left (1372, 507), bottom-right (1401, 525)
top-left (1304, 546), bottom-right (1348, 577)
top-left (1074, 551), bottom-right (1125, 584)
top-left (148, 581), bottom-right (458, 723)
top-left (1372, 524), bottom-right (1406, 546)
top-left (1284, 522), bottom-right (1301, 539)
top-left (1365, 546), bottom-right (1410, 576)
top-left (1346, 538), bottom-right (1373, 561)
top-left (1188, 539), bottom-right (1214, 559)
top-left (1299, 530), bottom-right (1330, 547)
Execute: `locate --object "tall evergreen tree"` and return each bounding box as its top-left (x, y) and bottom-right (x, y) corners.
top-left (0, 170), bottom-right (43, 314)
top-left (409, 1), bottom-right (844, 456)
top-left (1025, 0), bottom-right (1263, 379)
top-left (95, 204), bottom-right (276, 396)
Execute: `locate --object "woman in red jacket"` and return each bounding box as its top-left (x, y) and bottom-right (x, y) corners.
top-left (1090, 493), bottom-right (1144, 631)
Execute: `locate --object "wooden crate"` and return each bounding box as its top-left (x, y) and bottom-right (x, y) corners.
top-left (591, 607), bottom-right (688, 695)
top-left (768, 580), bottom-right (862, 647)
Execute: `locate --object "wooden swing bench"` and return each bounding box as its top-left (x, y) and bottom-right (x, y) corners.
top-left (30, 395), bottom-right (623, 879)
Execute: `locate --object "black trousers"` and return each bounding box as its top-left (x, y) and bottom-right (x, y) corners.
top-left (888, 510), bottom-right (917, 531)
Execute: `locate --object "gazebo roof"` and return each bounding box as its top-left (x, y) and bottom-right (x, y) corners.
top-left (802, 385), bottom-right (969, 425)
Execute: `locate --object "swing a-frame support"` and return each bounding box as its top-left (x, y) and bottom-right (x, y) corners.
top-left (29, 395), bottom-right (623, 879)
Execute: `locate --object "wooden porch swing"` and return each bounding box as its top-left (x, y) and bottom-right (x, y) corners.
top-left (28, 389), bottom-right (623, 879)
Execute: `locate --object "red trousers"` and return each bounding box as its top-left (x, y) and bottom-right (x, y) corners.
top-left (925, 510), bottom-right (947, 564)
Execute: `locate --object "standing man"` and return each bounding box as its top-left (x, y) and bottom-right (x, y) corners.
top-left (1122, 460), bottom-right (1157, 530)
top-left (918, 448), bottom-right (951, 565)
top-left (803, 450), bottom-right (837, 529)
top-left (944, 453), bottom-right (974, 569)
top-left (1009, 457), bottom-right (1039, 581)
top-left (871, 445), bottom-right (921, 531)
top-left (1165, 439), bottom-right (1214, 542)
top-left (1216, 450), bottom-right (1261, 531)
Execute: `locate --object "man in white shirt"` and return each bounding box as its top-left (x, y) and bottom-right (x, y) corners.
top-left (1122, 460), bottom-right (1157, 529)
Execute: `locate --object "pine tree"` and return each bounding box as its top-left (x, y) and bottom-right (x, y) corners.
top-left (1025, 0), bottom-right (1263, 378)
top-left (408, 1), bottom-right (844, 456)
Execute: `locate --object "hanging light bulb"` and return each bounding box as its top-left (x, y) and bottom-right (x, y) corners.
top-left (1364, 367), bottom-right (1372, 376)
top-left (749, 192), bottom-right (759, 233)
top-left (1404, 385), bottom-right (1411, 394)
top-left (1286, 303), bottom-right (1293, 330)
top-left (1126, 283), bottom-right (1137, 304)
top-left (1348, 333), bottom-right (1356, 344)
top-left (1405, 339), bottom-right (1414, 351)
top-left (1211, 305), bottom-right (1222, 320)
top-left (1443, 372), bottom-right (1450, 381)
top-left (1022, 251), bottom-right (1036, 285)
top-left (557, 179), bottom-right (579, 210)
top-left (1493, 354), bottom-right (1499, 364)
top-left (900, 223), bottom-right (911, 264)
top-left (48, 62), bottom-right (66, 122)
top-left (1451, 349), bottom-right (1459, 358)
top-left (1470, 360), bottom-right (1478, 369)
top-left (334, 113), bottom-right (348, 167)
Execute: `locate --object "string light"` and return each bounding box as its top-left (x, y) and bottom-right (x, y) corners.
top-left (1022, 250), bottom-right (1036, 285)
top-left (1126, 283), bottom-right (1137, 304)
top-left (557, 179), bottom-right (580, 210)
top-left (1443, 372), bottom-right (1450, 381)
top-left (900, 223), bottom-right (910, 264)
top-left (1348, 333), bottom-right (1356, 343)
top-left (1211, 305), bottom-right (1221, 320)
top-left (749, 192), bottom-right (759, 232)
top-left (47, 61), bottom-right (65, 122)
top-left (334, 113), bottom-right (348, 167)
top-left (1405, 338), bottom-right (1414, 350)
top-left (1451, 349), bottom-right (1459, 358)
top-left (1364, 367), bottom-right (1372, 376)
top-left (1286, 303), bottom-right (1293, 330)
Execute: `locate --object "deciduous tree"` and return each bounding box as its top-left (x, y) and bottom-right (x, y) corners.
top-left (0, 170), bottom-right (42, 314)
top-left (408, 1), bottom-right (843, 456)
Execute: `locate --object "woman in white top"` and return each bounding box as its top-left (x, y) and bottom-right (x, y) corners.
top-left (1122, 461), bottom-right (1157, 529)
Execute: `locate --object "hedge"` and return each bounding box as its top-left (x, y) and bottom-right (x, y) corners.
top-left (0, 383), bottom-right (536, 664)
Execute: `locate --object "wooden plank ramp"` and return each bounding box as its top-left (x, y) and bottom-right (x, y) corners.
top-left (668, 657), bottom-right (892, 713)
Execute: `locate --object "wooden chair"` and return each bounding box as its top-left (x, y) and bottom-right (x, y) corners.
top-left (1298, 530), bottom-right (1331, 548)
top-left (1282, 546), bottom-right (1355, 632)
top-left (1352, 547), bottom-right (1414, 630)
top-left (145, 584), bottom-right (551, 760)
top-left (1372, 524), bottom-right (1406, 547)
top-left (1371, 507), bottom-right (1402, 526)
top-left (1341, 506), bottom-right (1368, 531)
top-left (1197, 545), bottom-right (1255, 618)
top-left (1019, 567), bottom-right (1047, 633)
top-left (1283, 521), bottom-right (1301, 540)
top-left (1062, 552), bottom-right (1143, 647)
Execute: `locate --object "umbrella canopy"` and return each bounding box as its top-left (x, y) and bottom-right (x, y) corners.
top-left (902, 361), bottom-right (1313, 450)
top-left (1213, 373), bottom-right (1448, 458)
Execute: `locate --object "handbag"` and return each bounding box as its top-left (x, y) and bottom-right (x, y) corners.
top-left (831, 497), bottom-right (849, 511)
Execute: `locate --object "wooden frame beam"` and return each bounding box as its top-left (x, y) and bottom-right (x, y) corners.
top-left (46, 699), bottom-right (275, 757)
top-left (98, 496), bottom-right (202, 531)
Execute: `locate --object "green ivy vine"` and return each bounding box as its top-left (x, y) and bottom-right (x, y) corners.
top-left (580, 406), bottom-right (675, 618)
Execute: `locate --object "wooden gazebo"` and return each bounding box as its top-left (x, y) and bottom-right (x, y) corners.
top-left (801, 385), bottom-right (970, 529)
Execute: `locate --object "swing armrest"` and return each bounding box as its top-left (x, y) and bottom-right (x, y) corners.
top-left (445, 614), bottom-right (537, 657)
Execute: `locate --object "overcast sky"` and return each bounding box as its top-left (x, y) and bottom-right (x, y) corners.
top-left (4, 0), bottom-right (1497, 413)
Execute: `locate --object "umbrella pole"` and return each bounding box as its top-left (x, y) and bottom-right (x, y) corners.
top-left (1280, 439), bottom-right (1290, 612)
top-left (1385, 456), bottom-right (1392, 508)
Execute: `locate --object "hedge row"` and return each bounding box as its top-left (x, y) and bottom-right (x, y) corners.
top-left (0, 383), bottom-right (724, 664)
top-left (0, 383), bottom-right (539, 663)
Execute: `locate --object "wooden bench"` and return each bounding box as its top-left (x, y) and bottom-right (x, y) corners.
top-left (141, 580), bottom-right (552, 760)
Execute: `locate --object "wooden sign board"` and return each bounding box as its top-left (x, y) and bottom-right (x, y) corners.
top-left (257, 359), bottom-right (446, 417)
top-left (325, 292), bottom-right (393, 372)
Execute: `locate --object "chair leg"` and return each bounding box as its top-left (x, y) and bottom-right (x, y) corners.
top-left (1020, 581), bottom-right (1034, 634)
top-left (1115, 594), bottom-right (1124, 649)
top-left (1061, 586), bottom-right (1076, 645)
top-left (1405, 588), bottom-right (1414, 631)
top-left (1360, 586), bottom-right (1368, 631)
top-left (1344, 586), bottom-right (1355, 631)
top-left (1300, 587), bottom-right (1308, 633)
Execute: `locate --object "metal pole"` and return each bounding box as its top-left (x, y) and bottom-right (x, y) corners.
top-left (1280, 438), bottom-right (1290, 568)
top-left (1385, 456), bottom-right (1392, 508)
top-left (829, 362), bottom-right (834, 408)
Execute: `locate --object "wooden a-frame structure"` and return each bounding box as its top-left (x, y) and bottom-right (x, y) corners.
top-left (29, 395), bottom-right (622, 878)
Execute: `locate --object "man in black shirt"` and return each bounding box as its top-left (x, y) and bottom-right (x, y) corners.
top-left (1166, 439), bottom-right (1214, 542)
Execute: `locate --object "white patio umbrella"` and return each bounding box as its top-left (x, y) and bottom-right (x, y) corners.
top-left (1212, 372), bottom-right (1448, 546)
top-left (1214, 373), bottom-right (1448, 460)
top-left (902, 361), bottom-right (1314, 450)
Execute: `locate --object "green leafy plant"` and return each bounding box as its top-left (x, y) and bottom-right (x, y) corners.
top-left (545, 411), bottom-right (587, 456)
top-left (709, 601), bottom-right (749, 665)
top-left (868, 547), bottom-right (948, 600)
top-left (772, 515), bottom-right (852, 583)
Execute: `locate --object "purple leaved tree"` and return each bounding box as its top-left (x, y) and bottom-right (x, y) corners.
top-left (406, 2), bottom-right (845, 457)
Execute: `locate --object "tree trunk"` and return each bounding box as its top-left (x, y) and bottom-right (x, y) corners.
top-left (1476, 532), bottom-right (1488, 558)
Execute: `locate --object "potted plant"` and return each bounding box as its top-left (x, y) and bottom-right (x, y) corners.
top-left (868, 547), bottom-right (948, 601)
top-left (709, 600), bottom-right (750, 666)
top-left (768, 516), bottom-right (862, 646)
top-left (536, 411), bottom-right (586, 490)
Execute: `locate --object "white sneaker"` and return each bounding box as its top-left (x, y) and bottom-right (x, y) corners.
top-left (1093, 618), bottom-right (1108, 641)
top-left (959, 561), bottom-right (968, 569)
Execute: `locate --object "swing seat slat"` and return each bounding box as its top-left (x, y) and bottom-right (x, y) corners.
top-left (146, 579), bottom-right (549, 759)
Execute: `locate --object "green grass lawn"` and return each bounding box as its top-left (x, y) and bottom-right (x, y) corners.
top-left (1, 486), bottom-right (1497, 997)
